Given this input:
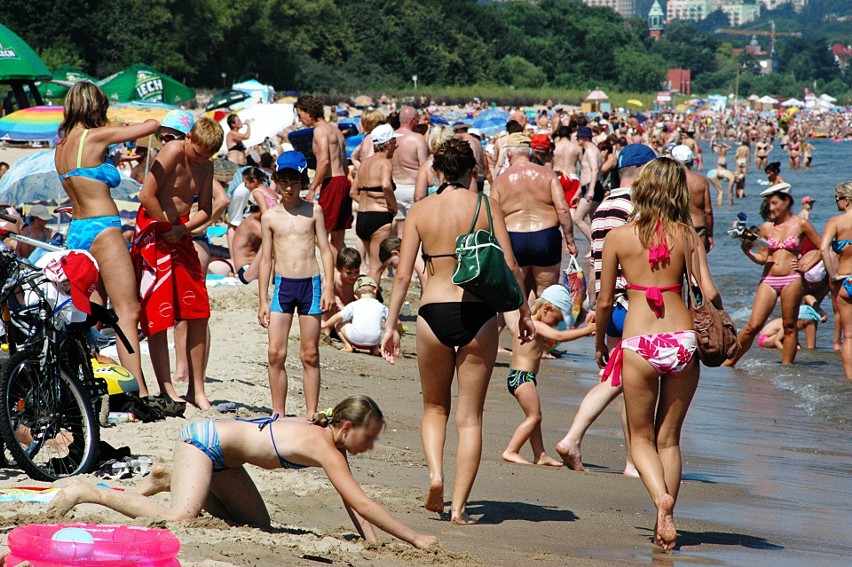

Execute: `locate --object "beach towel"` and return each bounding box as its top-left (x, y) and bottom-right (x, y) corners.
top-left (131, 209), bottom-right (210, 336)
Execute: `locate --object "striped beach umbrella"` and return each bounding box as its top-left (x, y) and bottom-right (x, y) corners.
top-left (0, 106), bottom-right (63, 142)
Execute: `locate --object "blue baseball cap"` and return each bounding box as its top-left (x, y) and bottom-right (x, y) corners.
top-left (618, 143), bottom-right (657, 169)
top-left (161, 110), bottom-right (195, 135)
top-left (540, 285), bottom-right (573, 323)
top-left (276, 151), bottom-right (307, 173)
top-left (576, 126), bottom-right (593, 139)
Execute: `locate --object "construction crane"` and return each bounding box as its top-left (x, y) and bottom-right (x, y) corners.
top-left (715, 20), bottom-right (801, 73)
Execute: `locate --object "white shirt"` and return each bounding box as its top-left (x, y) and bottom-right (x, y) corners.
top-left (340, 297), bottom-right (388, 346)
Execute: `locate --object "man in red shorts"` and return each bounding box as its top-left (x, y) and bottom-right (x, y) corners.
top-left (298, 95), bottom-right (351, 256)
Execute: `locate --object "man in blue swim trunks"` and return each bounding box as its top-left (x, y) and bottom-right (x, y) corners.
top-left (257, 151), bottom-right (335, 417)
top-left (491, 132), bottom-right (577, 298)
top-left (556, 143), bottom-right (657, 474)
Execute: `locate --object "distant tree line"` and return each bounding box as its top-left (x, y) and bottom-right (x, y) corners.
top-left (3, 0), bottom-right (850, 99)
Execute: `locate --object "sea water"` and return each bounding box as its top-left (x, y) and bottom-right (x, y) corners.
top-left (548, 138), bottom-right (852, 566)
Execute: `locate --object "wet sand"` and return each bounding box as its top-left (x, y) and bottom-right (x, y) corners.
top-left (0, 284), bottom-right (805, 566)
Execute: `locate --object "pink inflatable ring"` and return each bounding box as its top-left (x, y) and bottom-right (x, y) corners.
top-left (5, 523), bottom-right (180, 566)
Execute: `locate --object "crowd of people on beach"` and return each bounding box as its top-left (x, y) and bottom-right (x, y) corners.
top-left (0, 81), bottom-right (850, 554)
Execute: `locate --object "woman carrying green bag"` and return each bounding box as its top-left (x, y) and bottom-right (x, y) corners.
top-left (382, 138), bottom-right (535, 525)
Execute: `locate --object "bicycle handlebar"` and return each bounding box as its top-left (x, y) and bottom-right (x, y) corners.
top-left (0, 211), bottom-right (19, 223)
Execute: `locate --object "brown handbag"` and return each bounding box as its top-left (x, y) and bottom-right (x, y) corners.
top-left (684, 231), bottom-right (740, 366)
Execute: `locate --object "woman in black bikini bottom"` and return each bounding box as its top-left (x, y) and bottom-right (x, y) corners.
top-left (381, 139), bottom-right (535, 525)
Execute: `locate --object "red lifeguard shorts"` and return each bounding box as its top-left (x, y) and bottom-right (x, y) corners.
top-left (318, 176), bottom-right (353, 231)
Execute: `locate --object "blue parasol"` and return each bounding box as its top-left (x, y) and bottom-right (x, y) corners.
top-left (429, 114), bottom-right (449, 126)
top-left (0, 150), bottom-right (141, 205)
top-left (472, 114), bottom-right (509, 136)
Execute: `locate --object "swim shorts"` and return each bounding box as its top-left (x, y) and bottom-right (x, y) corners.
top-left (606, 302), bottom-right (627, 338)
top-left (507, 369), bottom-right (537, 395)
top-left (270, 274), bottom-right (322, 315)
top-left (508, 226), bottom-right (563, 267)
top-left (394, 183), bottom-right (416, 220)
top-left (317, 175), bottom-right (352, 231)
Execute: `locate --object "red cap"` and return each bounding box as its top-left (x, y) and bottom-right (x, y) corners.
top-left (61, 252), bottom-right (99, 314)
top-left (530, 133), bottom-right (551, 152)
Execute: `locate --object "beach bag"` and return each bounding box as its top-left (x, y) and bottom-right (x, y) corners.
top-left (452, 193), bottom-right (524, 312)
top-left (684, 231), bottom-right (740, 366)
top-left (559, 255), bottom-right (587, 327)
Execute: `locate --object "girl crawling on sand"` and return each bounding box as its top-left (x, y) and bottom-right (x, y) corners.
top-left (48, 396), bottom-right (437, 550)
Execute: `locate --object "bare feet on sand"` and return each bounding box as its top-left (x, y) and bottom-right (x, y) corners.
top-left (555, 441), bottom-right (587, 471)
top-left (138, 463), bottom-right (171, 496)
top-left (501, 450), bottom-right (532, 465)
top-left (623, 462), bottom-right (640, 478)
top-left (655, 493), bottom-right (676, 551)
top-left (183, 394), bottom-right (212, 411)
top-left (450, 511), bottom-right (477, 525)
top-left (46, 480), bottom-right (90, 518)
top-left (425, 480), bottom-right (444, 513)
top-left (535, 455), bottom-right (564, 467)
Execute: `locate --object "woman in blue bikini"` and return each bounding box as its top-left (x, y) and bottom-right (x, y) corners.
top-left (725, 183), bottom-right (822, 366)
top-left (55, 81), bottom-right (159, 396)
top-left (47, 395), bottom-right (438, 549)
top-left (820, 181), bottom-right (852, 380)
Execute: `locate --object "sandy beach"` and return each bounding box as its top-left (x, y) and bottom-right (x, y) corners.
top-left (0, 280), bottom-right (794, 567)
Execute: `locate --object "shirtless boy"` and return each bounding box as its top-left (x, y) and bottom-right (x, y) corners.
top-left (231, 203), bottom-right (262, 284)
top-left (132, 118), bottom-right (222, 410)
top-left (298, 95), bottom-right (350, 256)
top-left (257, 151), bottom-right (335, 417)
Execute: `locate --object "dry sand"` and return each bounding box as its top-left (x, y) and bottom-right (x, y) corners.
top-left (0, 281), bottom-right (777, 566)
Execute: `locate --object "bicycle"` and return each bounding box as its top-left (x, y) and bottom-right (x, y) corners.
top-left (0, 211), bottom-right (133, 481)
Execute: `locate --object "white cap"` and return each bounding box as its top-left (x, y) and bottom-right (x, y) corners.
top-left (468, 128), bottom-right (482, 139)
top-left (760, 182), bottom-right (792, 197)
top-left (370, 124), bottom-right (402, 145)
top-left (671, 144), bottom-right (693, 164)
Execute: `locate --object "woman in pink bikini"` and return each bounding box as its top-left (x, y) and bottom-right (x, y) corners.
top-left (596, 157), bottom-right (724, 552)
top-left (725, 183), bottom-right (822, 366)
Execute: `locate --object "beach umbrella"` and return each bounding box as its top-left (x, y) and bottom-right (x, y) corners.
top-left (216, 103), bottom-right (294, 153)
top-left (0, 106), bottom-right (63, 142)
top-left (108, 100), bottom-right (181, 124)
top-left (757, 95), bottom-right (779, 105)
top-left (205, 89), bottom-right (251, 112)
top-left (353, 95), bottom-right (373, 108)
top-left (472, 114), bottom-right (508, 136)
top-left (585, 90), bottom-right (609, 101)
top-left (627, 99), bottom-right (643, 107)
top-left (37, 66), bottom-right (96, 99)
top-left (97, 63), bottom-right (195, 104)
top-left (0, 149), bottom-right (141, 205)
top-left (429, 114), bottom-right (449, 126)
top-left (0, 24), bottom-right (51, 82)
top-left (345, 133), bottom-right (366, 160)
top-left (781, 98), bottom-right (804, 107)
top-left (231, 79), bottom-right (274, 105)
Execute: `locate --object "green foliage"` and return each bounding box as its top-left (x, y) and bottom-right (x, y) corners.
top-left (1, 0), bottom-right (849, 99)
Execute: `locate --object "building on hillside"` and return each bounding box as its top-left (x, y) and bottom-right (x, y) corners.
top-left (648, 0), bottom-right (665, 40)
top-left (734, 36), bottom-right (775, 74)
top-left (759, 0), bottom-right (807, 11)
top-left (667, 68), bottom-right (691, 94)
top-left (666, 0), bottom-right (716, 23)
top-left (582, 0), bottom-right (636, 18)
top-left (720, 0), bottom-right (761, 26)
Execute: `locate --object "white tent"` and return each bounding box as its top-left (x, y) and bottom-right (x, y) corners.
top-left (757, 95), bottom-right (779, 104)
top-left (781, 98), bottom-right (804, 107)
top-left (819, 93), bottom-right (837, 103)
top-left (218, 103), bottom-right (294, 154)
top-left (232, 79), bottom-right (275, 106)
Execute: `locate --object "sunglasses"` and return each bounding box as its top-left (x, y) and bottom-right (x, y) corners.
top-left (836, 196), bottom-right (847, 202)
top-left (156, 132), bottom-right (184, 143)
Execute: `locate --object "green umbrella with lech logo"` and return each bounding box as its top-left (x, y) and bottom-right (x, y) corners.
top-left (97, 63), bottom-right (195, 104)
top-left (37, 66), bottom-right (96, 99)
top-left (0, 23), bottom-right (51, 81)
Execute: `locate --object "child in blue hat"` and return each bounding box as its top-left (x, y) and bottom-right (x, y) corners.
top-left (503, 285), bottom-right (595, 467)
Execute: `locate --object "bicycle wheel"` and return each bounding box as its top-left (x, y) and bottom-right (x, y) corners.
top-left (0, 349), bottom-right (100, 482)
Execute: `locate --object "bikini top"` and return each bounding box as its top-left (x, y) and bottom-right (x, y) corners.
top-left (253, 187), bottom-right (278, 209)
top-left (832, 239), bottom-right (852, 254)
top-left (235, 414), bottom-right (308, 470)
top-left (359, 181), bottom-right (397, 193)
top-left (228, 140), bottom-right (246, 152)
top-left (57, 129), bottom-right (122, 189)
top-left (766, 233), bottom-right (799, 254)
top-left (625, 222), bottom-right (683, 318)
top-left (420, 182), bottom-right (469, 266)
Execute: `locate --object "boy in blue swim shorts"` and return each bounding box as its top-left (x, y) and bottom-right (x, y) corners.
top-left (257, 151), bottom-right (335, 417)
